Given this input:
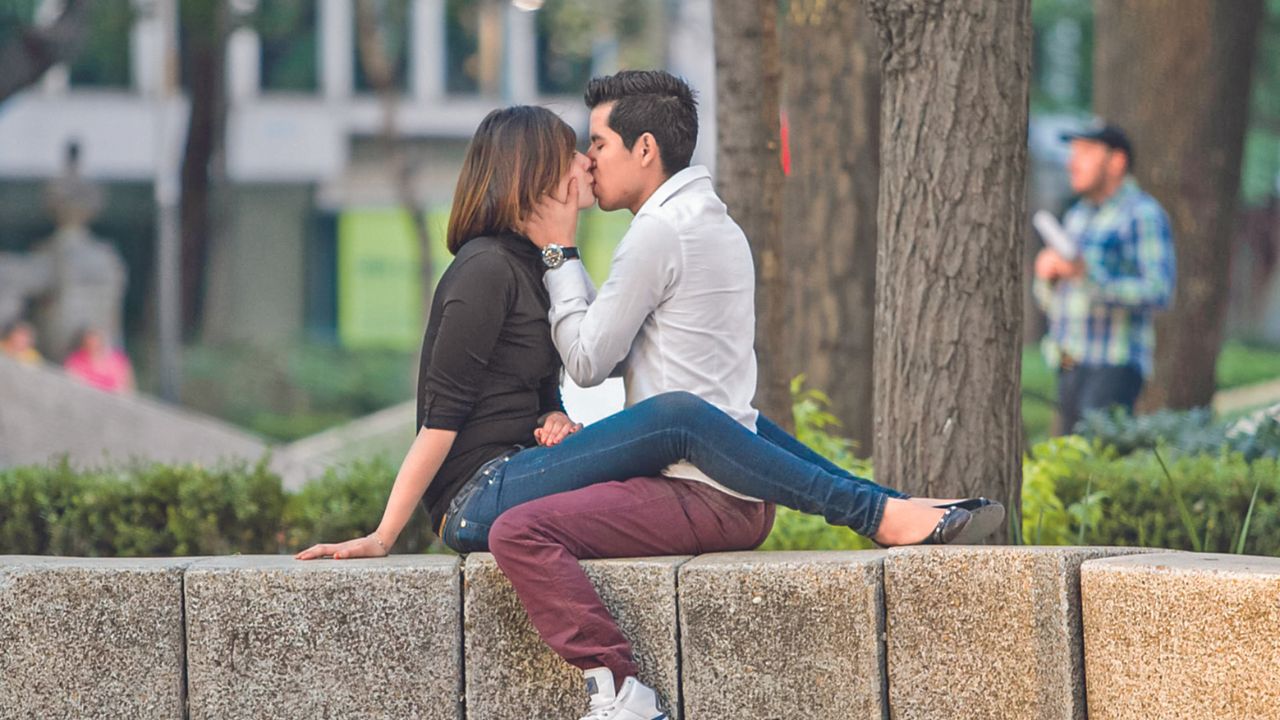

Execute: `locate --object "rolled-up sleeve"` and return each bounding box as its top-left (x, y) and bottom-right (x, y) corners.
top-left (544, 215), bottom-right (678, 387)
top-left (420, 252), bottom-right (514, 430)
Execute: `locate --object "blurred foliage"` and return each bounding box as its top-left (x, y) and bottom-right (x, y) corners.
top-left (1075, 406), bottom-right (1280, 462)
top-left (0, 458), bottom-right (284, 556)
top-left (253, 0), bottom-right (318, 91)
top-left (535, 0), bottom-right (662, 95)
top-left (283, 457), bottom-right (442, 553)
top-left (181, 342), bottom-right (417, 442)
top-left (0, 456), bottom-right (443, 556)
top-left (67, 1), bottom-right (133, 87)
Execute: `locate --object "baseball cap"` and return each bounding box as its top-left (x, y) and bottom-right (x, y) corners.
top-left (1061, 121), bottom-right (1135, 169)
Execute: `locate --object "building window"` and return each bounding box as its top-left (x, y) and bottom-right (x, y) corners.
top-left (255, 1), bottom-right (318, 92)
top-left (535, 0), bottom-right (592, 96)
top-left (445, 0), bottom-right (481, 95)
top-left (68, 2), bottom-right (134, 88)
top-left (353, 0), bottom-right (410, 93)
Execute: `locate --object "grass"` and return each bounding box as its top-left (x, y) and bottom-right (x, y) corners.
top-left (1021, 340), bottom-right (1280, 443)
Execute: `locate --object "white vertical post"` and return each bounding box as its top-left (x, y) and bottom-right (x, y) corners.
top-left (321, 0), bottom-right (354, 101)
top-left (411, 0), bottom-right (446, 102)
top-left (504, 3), bottom-right (537, 103)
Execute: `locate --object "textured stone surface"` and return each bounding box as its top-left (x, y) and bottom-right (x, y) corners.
top-left (0, 556), bottom-right (191, 719)
top-left (884, 546), bottom-right (1160, 720)
top-left (678, 550), bottom-right (888, 719)
top-left (1082, 552), bottom-right (1280, 720)
top-left (463, 552), bottom-right (686, 720)
top-left (184, 555), bottom-right (462, 720)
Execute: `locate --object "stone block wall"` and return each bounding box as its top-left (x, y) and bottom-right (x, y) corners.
top-left (1, 548), bottom-right (1276, 718)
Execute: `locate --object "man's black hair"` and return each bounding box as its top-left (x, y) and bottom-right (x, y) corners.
top-left (584, 70), bottom-right (698, 176)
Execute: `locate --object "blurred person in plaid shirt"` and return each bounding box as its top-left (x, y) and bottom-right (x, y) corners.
top-left (1033, 122), bottom-right (1176, 435)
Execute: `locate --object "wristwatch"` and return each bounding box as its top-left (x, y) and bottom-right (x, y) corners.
top-left (541, 244), bottom-right (580, 269)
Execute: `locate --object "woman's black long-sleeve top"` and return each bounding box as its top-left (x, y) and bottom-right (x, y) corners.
top-left (416, 233), bottom-right (564, 531)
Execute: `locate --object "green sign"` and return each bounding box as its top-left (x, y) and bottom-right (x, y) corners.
top-left (337, 208), bottom-right (424, 349)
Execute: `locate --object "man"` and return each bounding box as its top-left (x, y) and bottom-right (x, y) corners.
top-left (1034, 123), bottom-right (1176, 434)
top-left (498, 70), bottom-right (994, 719)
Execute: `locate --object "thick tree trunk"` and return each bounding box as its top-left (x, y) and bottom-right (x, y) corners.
top-left (179, 0), bottom-right (229, 337)
top-left (865, 0), bottom-right (1030, 521)
top-left (713, 0), bottom-right (789, 428)
top-left (1094, 1), bottom-right (1262, 410)
top-left (780, 0), bottom-right (880, 454)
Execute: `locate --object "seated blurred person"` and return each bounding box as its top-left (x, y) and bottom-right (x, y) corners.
top-left (1, 319), bottom-right (43, 365)
top-left (63, 327), bottom-right (135, 393)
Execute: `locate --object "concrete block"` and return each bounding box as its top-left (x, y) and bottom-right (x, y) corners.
top-left (678, 550), bottom-right (888, 719)
top-left (1082, 552), bottom-right (1280, 720)
top-left (0, 556), bottom-right (191, 719)
top-left (184, 555), bottom-right (462, 720)
top-left (884, 546), bottom-right (1160, 720)
top-left (463, 552), bottom-right (686, 719)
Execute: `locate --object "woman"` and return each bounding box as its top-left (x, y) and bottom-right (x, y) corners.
top-left (297, 105), bottom-right (997, 567)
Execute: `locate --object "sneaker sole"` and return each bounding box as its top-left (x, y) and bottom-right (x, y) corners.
top-left (951, 504), bottom-right (1005, 544)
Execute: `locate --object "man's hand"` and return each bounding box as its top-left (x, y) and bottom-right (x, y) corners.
top-left (1035, 248), bottom-right (1085, 281)
top-left (534, 411), bottom-right (583, 447)
top-left (521, 177), bottom-right (580, 250)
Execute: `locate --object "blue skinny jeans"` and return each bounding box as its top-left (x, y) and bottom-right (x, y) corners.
top-left (442, 391), bottom-right (910, 553)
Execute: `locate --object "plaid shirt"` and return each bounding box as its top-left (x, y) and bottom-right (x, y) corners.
top-left (1034, 178), bottom-right (1175, 378)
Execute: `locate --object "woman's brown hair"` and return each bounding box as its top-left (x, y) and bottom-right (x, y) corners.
top-left (447, 106), bottom-right (577, 254)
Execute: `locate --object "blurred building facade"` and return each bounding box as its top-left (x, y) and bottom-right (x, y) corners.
top-left (0, 0), bottom-right (716, 353)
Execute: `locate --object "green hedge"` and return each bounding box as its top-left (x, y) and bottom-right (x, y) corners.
top-left (1022, 436), bottom-right (1280, 554)
top-left (0, 457), bottom-right (444, 557)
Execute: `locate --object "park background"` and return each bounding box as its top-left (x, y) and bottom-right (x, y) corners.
top-left (0, 0), bottom-right (1278, 555)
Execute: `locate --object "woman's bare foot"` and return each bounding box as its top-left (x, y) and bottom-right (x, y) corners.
top-left (871, 498), bottom-right (949, 546)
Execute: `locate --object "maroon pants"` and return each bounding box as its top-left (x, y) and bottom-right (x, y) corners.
top-left (488, 476), bottom-right (775, 685)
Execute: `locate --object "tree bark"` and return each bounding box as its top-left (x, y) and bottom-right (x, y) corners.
top-left (865, 0), bottom-right (1030, 521)
top-left (780, 0), bottom-right (880, 453)
top-left (1094, 0), bottom-right (1263, 410)
top-left (713, 0), bottom-right (789, 428)
top-left (0, 0), bottom-right (89, 106)
top-left (179, 0), bottom-right (230, 337)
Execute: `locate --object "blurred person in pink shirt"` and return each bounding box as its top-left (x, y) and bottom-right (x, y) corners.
top-left (63, 328), bottom-right (134, 393)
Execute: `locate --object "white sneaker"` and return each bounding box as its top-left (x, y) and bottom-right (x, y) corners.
top-left (578, 667), bottom-right (668, 720)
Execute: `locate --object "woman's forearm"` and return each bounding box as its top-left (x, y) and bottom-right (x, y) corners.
top-left (375, 427), bottom-right (457, 546)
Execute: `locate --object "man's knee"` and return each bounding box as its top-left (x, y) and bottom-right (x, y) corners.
top-left (488, 505), bottom-right (547, 558)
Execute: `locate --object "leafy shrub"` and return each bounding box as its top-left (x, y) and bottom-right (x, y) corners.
top-left (0, 459), bottom-right (284, 556)
top-left (1044, 444), bottom-right (1280, 555)
top-left (1076, 407), bottom-right (1280, 461)
top-left (282, 458), bottom-right (443, 554)
top-left (181, 343), bottom-right (416, 441)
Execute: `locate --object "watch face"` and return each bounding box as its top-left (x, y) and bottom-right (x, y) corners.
top-left (542, 245), bottom-right (564, 268)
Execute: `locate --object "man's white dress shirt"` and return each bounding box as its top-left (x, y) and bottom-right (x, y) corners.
top-left (544, 165), bottom-right (762, 501)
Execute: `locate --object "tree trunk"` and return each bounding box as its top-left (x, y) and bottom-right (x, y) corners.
top-left (179, 0), bottom-right (229, 337)
top-left (1094, 0), bottom-right (1263, 410)
top-left (865, 0), bottom-right (1030, 523)
top-left (779, 0), bottom-right (880, 454)
top-left (713, 0), bottom-right (789, 428)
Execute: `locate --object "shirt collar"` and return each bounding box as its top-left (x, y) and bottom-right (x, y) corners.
top-left (1089, 176), bottom-right (1139, 212)
top-left (635, 165), bottom-right (713, 217)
